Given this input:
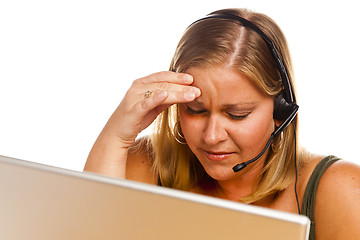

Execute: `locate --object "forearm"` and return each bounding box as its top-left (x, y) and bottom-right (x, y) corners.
top-left (84, 133), bottom-right (129, 178)
top-left (84, 71), bottom-right (199, 178)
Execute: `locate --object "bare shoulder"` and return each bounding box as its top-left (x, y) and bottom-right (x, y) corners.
top-left (126, 136), bottom-right (156, 184)
top-left (314, 158), bottom-right (360, 239)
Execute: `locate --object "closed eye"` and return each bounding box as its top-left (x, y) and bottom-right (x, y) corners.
top-left (185, 106), bottom-right (206, 115)
top-left (185, 105), bottom-right (251, 120)
top-left (227, 112), bottom-right (250, 120)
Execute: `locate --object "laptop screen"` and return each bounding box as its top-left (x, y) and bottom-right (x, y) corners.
top-left (0, 155), bottom-right (309, 240)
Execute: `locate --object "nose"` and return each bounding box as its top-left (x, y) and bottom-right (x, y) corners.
top-left (201, 115), bottom-right (227, 146)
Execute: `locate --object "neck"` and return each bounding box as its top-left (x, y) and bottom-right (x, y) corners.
top-left (217, 170), bottom-right (262, 201)
top-left (199, 158), bottom-right (266, 202)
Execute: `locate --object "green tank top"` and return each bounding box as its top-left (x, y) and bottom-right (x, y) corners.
top-left (301, 155), bottom-right (340, 240)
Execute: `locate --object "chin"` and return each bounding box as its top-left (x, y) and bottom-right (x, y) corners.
top-left (203, 166), bottom-right (236, 181)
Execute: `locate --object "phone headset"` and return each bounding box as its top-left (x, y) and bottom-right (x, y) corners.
top-left (188, 13), bottom-right (299, 173)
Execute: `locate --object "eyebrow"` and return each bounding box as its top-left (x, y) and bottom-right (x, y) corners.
top-left (191, 99), bottom-right (257, 108)
top-left (223, 103), bottom-right (257, 108)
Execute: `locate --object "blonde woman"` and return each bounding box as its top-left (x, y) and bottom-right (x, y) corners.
top-left (85, 8), bottom-right (360, 240)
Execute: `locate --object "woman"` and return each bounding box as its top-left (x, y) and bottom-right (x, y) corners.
top-left (84, 8), bottom-right (360, 239)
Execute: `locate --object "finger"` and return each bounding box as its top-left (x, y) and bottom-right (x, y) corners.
top-left (153, 81), bottom-right (199, 93)
top-left (132, 87), bottom-right (200, 131)
top-left (138, 71), bottom-right (193, 85)
top-left (137, 82), bottom-right (201, 100)
top-left (142, 87), bottom-right (200, 108)
top-left (140, 85), bottom-right (200, 106)
top-left (139, 90), bottom-right (169, 113)
top-left (164, 87), bottom-right (201, 103)
top-left (138, 85), bottom-right (201, 115)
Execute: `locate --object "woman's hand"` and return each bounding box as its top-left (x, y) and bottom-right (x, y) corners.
top-left (85, 71), bottom-right (200, 177)
top-left (102, 71), bottom-right (201, 149)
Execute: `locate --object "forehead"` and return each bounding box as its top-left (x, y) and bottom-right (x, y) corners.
top-left (185, 66), bottom-right (268, 105)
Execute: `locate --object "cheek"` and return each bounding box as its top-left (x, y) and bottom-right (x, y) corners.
top-left (179, 109), bottom-right (200, 140)
top-left (178, 108), bottom-right (207, 152)
top-left (230, 108), bottom-right (275, 148)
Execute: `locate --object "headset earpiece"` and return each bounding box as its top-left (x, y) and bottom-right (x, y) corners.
top-left (273, 91), bottom-right (299, 137)
top-left (274, 92), bottom-right (293, 121)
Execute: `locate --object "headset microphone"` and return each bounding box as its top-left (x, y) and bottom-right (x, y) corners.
top-left (233, 134), bottom-right (274, 172)
top-left (190, 13), bottom-right (299, 173)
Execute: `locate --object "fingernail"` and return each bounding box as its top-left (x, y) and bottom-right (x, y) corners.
top-left (183, 74), bottom-right (193, 83)
top-left (184, 92), bottom-right (195, 100)
top-left (190, 87), bottom-right (201, 96)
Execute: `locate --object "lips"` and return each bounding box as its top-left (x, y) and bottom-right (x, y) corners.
top-left (203, 150), bottom-right (234, 161)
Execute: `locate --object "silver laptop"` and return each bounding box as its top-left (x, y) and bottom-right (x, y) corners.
top-left (0, 155), bottom-right (309, 240)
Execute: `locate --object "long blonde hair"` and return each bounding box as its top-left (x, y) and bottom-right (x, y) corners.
top-left (151, 8), bottom-right (302, 203)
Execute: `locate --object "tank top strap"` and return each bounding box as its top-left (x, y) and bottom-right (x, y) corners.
top-left (301, 155), bottom-right (341, 240)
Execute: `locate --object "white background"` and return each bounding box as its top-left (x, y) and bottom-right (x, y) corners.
top-left (1, 0), bottom-right (359, 171)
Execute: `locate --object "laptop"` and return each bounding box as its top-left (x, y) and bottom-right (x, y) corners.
top-left (0, 155), bottom-right (310, 240)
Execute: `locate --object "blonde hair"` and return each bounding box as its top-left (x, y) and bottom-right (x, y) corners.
top-left (151, 8), bottom-right (302, 203)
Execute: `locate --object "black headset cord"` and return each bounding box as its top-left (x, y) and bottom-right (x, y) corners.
top-left (292, 122), bottom-right (300, 214)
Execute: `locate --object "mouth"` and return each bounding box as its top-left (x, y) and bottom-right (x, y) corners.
top-left (203, 150), bottom-right (235, 161)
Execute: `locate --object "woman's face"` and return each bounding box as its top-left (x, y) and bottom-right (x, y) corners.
top-left (179, 66), bottom-right (275, 181)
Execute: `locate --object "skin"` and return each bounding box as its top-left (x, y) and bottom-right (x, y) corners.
top-left (84, 67), bottom-right (360, 240)
top-left (179, 66), bottom-right (276, 199)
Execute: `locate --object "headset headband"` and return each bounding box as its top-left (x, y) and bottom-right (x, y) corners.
top-left (189, 13), bottom-right (295, 104)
